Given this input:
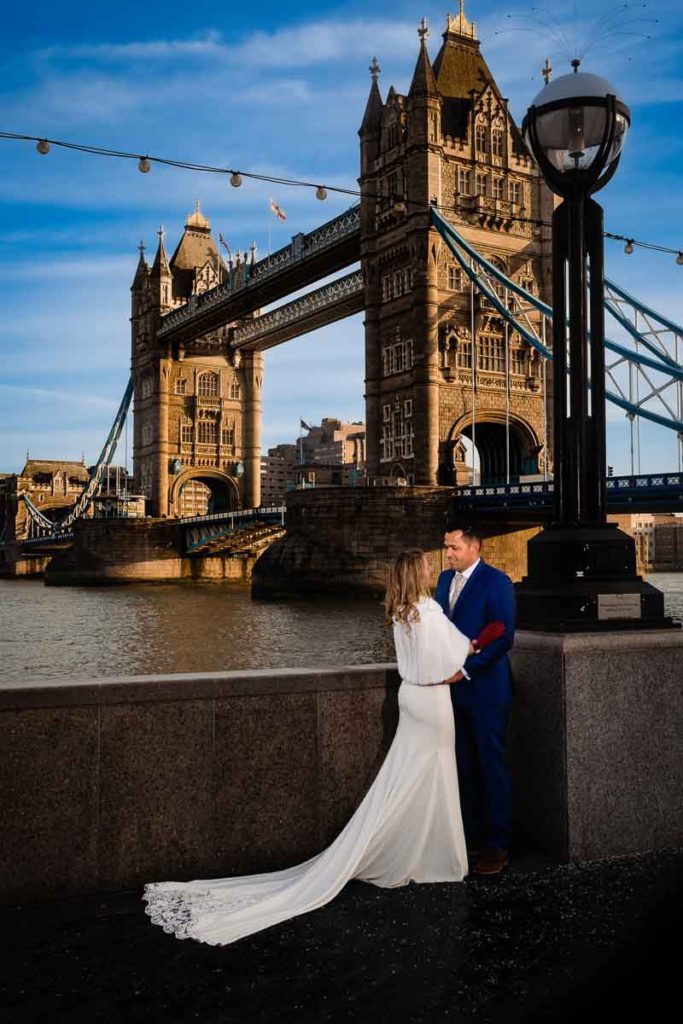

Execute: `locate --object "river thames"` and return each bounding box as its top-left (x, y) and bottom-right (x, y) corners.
top-left (1, 573), bottom-right (681, 684)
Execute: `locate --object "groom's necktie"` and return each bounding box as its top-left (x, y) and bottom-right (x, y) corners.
top-left (448, 572), bottom-right (466, 614)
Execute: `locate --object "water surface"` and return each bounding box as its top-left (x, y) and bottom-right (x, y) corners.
top-left (1, 573), bottom-right (680, 684)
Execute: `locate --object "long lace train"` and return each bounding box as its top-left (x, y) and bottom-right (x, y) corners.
top-left (143, 679), bottom-right (468, 947)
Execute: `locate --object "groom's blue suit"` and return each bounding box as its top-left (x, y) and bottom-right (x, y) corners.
top-left (435, 560), bottom-right (515, 851)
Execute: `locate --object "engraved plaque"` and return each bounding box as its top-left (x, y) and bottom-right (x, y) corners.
top-left (597, 594), bottom-right (642, 620)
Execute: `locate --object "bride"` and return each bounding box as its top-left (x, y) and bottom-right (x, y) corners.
top-left (144, 548), bottom-right (502, 946)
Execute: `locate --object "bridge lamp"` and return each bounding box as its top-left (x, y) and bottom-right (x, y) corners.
top-left (515, 65), bottom-right (669, 631)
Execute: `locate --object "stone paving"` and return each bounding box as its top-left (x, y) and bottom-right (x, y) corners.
top-left (1, 848), bottom-right (679, 1023)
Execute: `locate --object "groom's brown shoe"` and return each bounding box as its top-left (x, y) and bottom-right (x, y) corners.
top-left (473, 847), bottom-right (509, 875)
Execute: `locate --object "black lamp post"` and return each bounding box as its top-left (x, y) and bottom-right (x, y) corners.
top-left (516, 64), bottom-right (670, 631)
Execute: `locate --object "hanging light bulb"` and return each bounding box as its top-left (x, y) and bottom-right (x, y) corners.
top-left (315, 185), bottom-right (328, 201)
top-left (230, 171), bottom-right (242, 188)
top-left (624, 239), bottom-right (634, 255)
top-left (36, 139), bottom-right (50, 155)
top-left (138, 156), bottom-right (151, 173)
top-left (677, 252), bottom-right (683, 266)
top-left (393, 196), bottom-right (407, 215)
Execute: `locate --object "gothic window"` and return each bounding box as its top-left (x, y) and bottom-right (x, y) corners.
top-left (492, 177), bottom-right (505, 200)
top-left (476, 172), bottom-right (488, 196)
top-left (404, 399), bottom-right (413, 418)
top-left (174, 377), bottom-right (187, 396)
top-left (198, 371), bottom-right (219, 397)
top-left (392, 270), bottom-right (403, 298)
top-left (141, 375), bottom-right (153, 400)
top-left (142, 424), bottom-right (153, 446)
top-left (383, 403), bottom-right (391, 422)
top-left (381, 274), bottom-right (392, 302)
top-left (478, 334), bottom-right (506, 372)
top-left (448, 266), bottom-right (462, 291)
top-left (181, 419), bottom-right (193, 444)
top-left (492, 129), bottom-right (504, 157)
top-left (511, 347), bottom-right (526, 374)
top-left (380, 401), bottom-right (414, 463)
top-left (402, 267), bottom-right (413, 293)
top-left (475, 124), bottom-right (488, 153)
top-left (230, 381), bottom-right (241, 400)
top-left (457, 167), bottom-right (471, 196)
top-left (430, 112), bottom-right (439, 142)
top-left (510, 181), bottom-right (522, 206)
top-left (221, 423), bottom-right (235, 447)
top-left (382, 337), bottom-right (414, 376)
top-left (456, 340), bottom-right (472, 368)
top-left (198, 420), bottom-right (217, 445)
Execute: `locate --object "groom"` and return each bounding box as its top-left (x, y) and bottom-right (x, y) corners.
top-left (435, 520), bottom-right (515, 875)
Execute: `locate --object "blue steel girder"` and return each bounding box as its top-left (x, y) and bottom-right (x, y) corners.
top-left (182, 507), bottom-right (286, 554)
top-left (430, 208), bottom-right (683, 450)
top-left (21, 376), bottom-right (134, 536)
top-left (456, 473), bottom-right (682, 514)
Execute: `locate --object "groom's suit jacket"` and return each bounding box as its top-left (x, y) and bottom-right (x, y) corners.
top-left (435, 560), bottom-right (515, 706)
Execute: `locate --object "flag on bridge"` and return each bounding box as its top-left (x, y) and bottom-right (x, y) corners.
top-left (269, 198), bottom-right (287, 222)
top-left (300, 418), bottom-right (312, 431)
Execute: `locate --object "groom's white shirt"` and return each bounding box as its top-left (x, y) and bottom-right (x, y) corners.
top-left (448, 557), bottom-right (480, 679)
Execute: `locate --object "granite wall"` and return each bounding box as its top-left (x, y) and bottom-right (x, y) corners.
top-left (44, 518), bottom-right (255, 585)
top-left (0, 665), bottom-right (399, 905)
top-left (510, 628), bottom-right (683, 861)
top-left (253, 485), bottom-right (540, 597)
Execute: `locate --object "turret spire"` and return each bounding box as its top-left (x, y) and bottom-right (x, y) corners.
top-left (360, 56), bottom-right (384, 133)
top-left (151, 224), bottom-right (170, 276)
top-left (408, 19), bottom-right (439, 98)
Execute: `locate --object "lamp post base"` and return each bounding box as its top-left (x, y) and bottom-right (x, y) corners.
top-left (516, 524), bottom-right (674, 632)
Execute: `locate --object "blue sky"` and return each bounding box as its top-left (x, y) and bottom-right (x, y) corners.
top-left (0, 0), bottom-right (681, 475)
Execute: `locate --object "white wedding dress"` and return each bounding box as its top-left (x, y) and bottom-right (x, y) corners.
top-left (143, 597), bottom-right (471, 945)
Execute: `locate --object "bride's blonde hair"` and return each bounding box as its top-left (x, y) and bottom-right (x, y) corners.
top-left (385, 548), bottom-right (431, 626)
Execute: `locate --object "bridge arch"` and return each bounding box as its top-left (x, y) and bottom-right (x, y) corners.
top-left (169, 468), bottom-right (240, 518)
top-left (442, 412), bottom-right (543, 487)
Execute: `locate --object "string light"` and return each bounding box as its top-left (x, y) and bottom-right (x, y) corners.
top-left (1, 129), bottom-right (680, 262)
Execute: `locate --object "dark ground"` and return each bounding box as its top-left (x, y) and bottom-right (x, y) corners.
top-left (1, 848), bottom-right (680, 1024)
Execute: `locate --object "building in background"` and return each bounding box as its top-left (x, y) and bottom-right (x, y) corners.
top-left (651, 516), bottom-right (683, 571)
top-left (630, 513), bottom-right (682, 569)
top-left (260, 419), bottom-right (366, 504)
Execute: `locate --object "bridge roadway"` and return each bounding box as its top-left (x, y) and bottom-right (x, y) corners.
top-left (157, 206), bottom-right (361, 348)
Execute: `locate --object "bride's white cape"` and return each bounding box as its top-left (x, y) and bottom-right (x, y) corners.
top-left (143, 596), bottom-right (470, 945)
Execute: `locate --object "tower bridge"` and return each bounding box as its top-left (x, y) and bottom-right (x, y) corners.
top-left (5, 4), bottom-right (682, 583)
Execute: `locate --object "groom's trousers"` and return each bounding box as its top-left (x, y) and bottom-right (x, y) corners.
top-left (454, 701), bottom-right (512, 850)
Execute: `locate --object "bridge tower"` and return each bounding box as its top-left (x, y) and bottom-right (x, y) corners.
top-left (359, 5), bottom-right (554, 487)
top-left (131, 206), bottom-right (263, 517)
